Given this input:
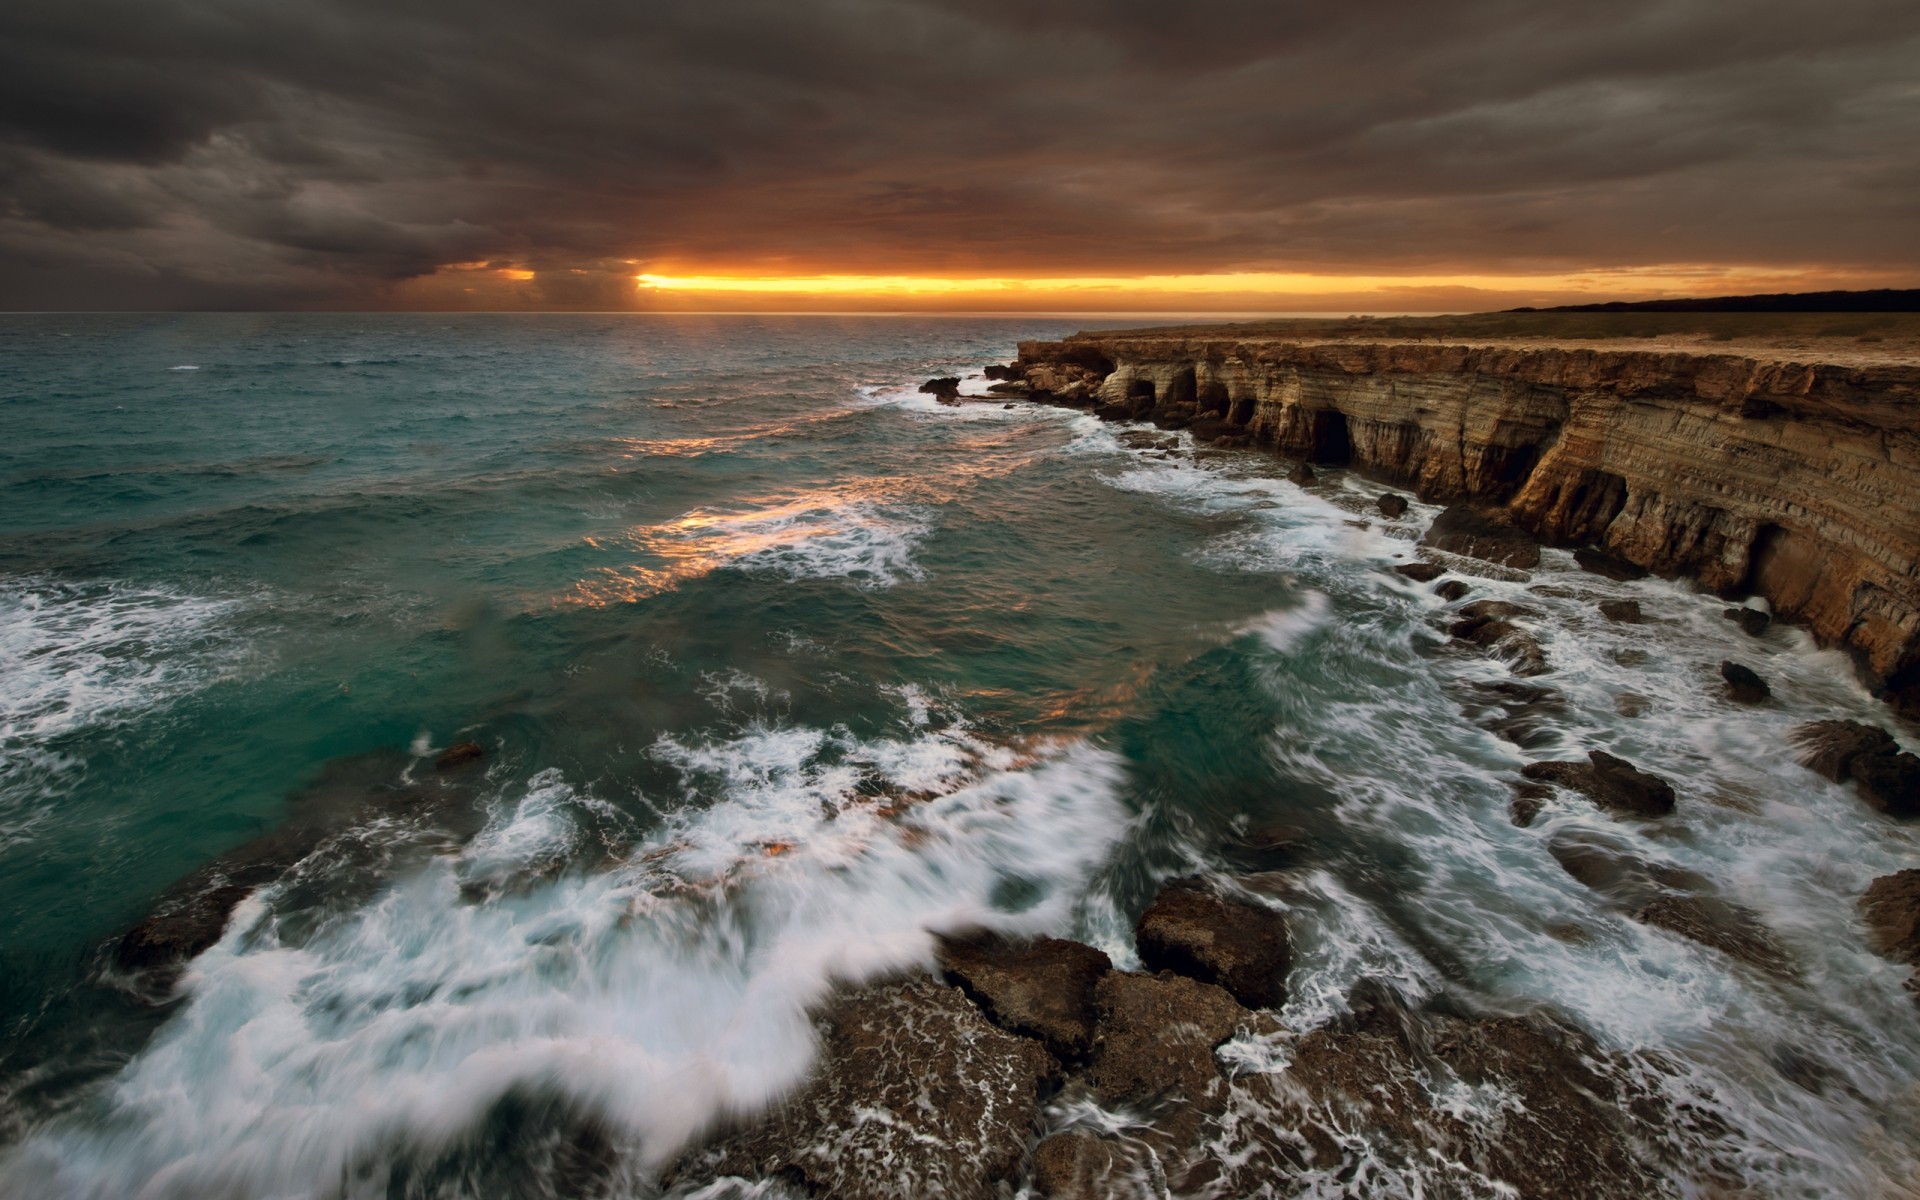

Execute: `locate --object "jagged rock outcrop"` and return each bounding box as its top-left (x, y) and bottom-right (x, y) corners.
top-left (685, 977), bottom-right (1050, 1200)
top-left (1522, 750), bottom-right (1677, 818)
top-left (1002, 334), bottom-right (1920, 713)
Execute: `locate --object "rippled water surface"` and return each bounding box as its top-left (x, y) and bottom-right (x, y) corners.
top-left (0, 314), bottom-right (1915, 1198)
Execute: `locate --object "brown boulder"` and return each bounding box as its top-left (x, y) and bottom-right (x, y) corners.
top-left (1422, 503), bottom-right (1542, 569)
top-left (1634, 896), bottom-right (1797, 978)
top-left (1134, 881), bottom-right (1291, 1009)
top-left (1522, 750), bottom-right (1676, 818)
top-left (1792, 721), bottom-right (1920, 817)
top-left (1859, 870), bottom-right (1920, 966)
top-left (919, 376), bottom-right (962, 404)
top-left (1574, 547), bottom-right (1649, 581)
top-left (1377, 493), bottom-right (1409, 518)
top-left (695, 977), bottom-right (1049, 1200)
top-left (1723, 606), bottom-right (1772, 636)
top-left (1792, 720), bottom-right (1898, 782)
top-left (1089, 970), bottom-right (1245, 1108)
top-left (1449, 605), bottom-right (1551, 676)
top-left (937, 933), bottom-right (1111, 1062)
top-left (1719, 661), bottom-right (1770, 705)
top-left (1854, 751), bottom-right (1920, 817)
top-left (1434, 579), bottom-right (1472, 601)
top-left (1289, 462), bottom-right (1317, 487)
top-left (435, 741), bottom-right (485, 770)
top-left (1599, 599), bottom-right (1643, 623)
top-left (1394, 561), bottom-right (1445, 583)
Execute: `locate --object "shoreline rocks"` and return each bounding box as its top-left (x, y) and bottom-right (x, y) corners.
top-left (1522, 750), bottom-right (1677, 818)
top-left (1792, 721), bottom-right (1920, 817)
top-left (1134, 881), bottom-right (1292, 1010)
top-left (993, 334), bottom-right (1920, 716)
top-left (937, 933), bottom-right (1110, 1063)
top-left (1720, 661), bottom-right (1770, 704)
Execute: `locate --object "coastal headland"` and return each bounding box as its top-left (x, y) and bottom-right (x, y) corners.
top-left (988, 311), bottom-right (1920, 717)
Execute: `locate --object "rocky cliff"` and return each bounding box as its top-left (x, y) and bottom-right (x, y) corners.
top-left (1003, 333), bottom-right (1920, 714)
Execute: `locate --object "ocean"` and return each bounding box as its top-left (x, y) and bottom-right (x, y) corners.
top-left (0, 314), bottom-right (1915, 1197)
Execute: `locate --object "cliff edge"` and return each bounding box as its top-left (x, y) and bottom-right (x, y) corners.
top-left (1000, 331), bottom-right (1920, 715)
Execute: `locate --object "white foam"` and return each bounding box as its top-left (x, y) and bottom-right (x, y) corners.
top-left (1, 707), bottom-right (1129, 1198)
top-left (0, 578), bottom-right (246, 847)
top-left (576, 484), bottom-right (933, 603)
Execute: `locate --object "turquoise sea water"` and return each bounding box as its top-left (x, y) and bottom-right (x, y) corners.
top-left (0, 315), bottom-right (1916, 1197)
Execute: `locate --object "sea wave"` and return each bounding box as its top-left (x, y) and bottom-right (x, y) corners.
top-left (0, 696), bottom-right (1130, 1197)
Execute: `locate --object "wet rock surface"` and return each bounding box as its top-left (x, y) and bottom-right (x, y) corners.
top-left (1433, 578), bottom-right (1471, 601)
top-left (1448, 599), bottom-right (1550, 676)
top-left (1724, 606), bottom-right (1772, 637)
top-left (1575, 547), bottom-right (1650, 581)
top-left (1523, 750), bottom-right (1677, 817)
top-left (1393, 560), bottom-right (1445, 583)
top-left (689, 977), bottom-right (1050, 1200)
top-left (1635, 896), bottom-right (1798, 978)
top-left (1422, 502), bottom-right (1542, 569)
top-left (1134, 881), bottom-right (1291, 1010)
top-left (1860, 870), bottom-right (1920, 968)
top-left (110, 750), bottom-right (487, 990)
top-left (1088, 970), bottom-right (1246, 1108)
top-left (1376, 492), bottom-right (1408, 518)
top-left (1793, 720), bottom-right (1920, 816)
top-left (938, 932), bottom-right (1111, 1062)
top-left (918, 376), bottom-right (962, 403)
top-left (1720, 660), bottom-right (1770, 704)
top-left (1600, 598), bottom-right (1643, 623)
top-left (434, 740), bottom-right (486, 770)
top-left (1794, 719), bottom-right (1900, 782)
top-left (1189, 988), bottom-right (1681, 1200)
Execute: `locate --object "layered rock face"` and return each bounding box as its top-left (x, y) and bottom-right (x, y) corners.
top-left (1009, 334), bottom-right (1920, 712)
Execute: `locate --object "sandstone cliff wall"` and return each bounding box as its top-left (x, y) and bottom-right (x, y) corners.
top-left (1008, 335), bottom-right (1920, 713)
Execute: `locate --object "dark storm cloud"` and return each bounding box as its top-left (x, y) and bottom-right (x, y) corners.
top-left (0, 0), bottom-right (1916, 308)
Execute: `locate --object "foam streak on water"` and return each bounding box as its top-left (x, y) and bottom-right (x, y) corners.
top-left (0, 577), bottom-right (244, 848)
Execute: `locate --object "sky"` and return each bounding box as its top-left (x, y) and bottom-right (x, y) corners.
top-left (2, 0), bottom-right (1917, 312)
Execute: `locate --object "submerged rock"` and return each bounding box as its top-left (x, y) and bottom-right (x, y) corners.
top-left (937, 932), bottom-right (1110, 1062)
top-left (1723, 606), bottom-right (1772, 637)
top-left (1288, 462), bottom-right (1317, 487)
top-left (435, 740), bottom-right (485, 770)
top-left (1523, 750), bottom-right (1676, 818)
top-left (1422, 503), bottom-right (1541, 569)
top-left (1860, 870), bottom-right (1920, 968)
top-left (1635, 895), bottom-right (1797, 978)
top-left (1792, 720), bottom-right (1920, 817)
top-left (1134, 881), bottom-right (1291, 1009)
top-left (1599, 599), bottom-right (1643, 623)
top-left (111, 750), bottom-right (487, 991)
top-left (1449, 601), bottom-right (1550, 676)
top-left (1720, 661), bottom-right (1770, 704)
top-left (1457, 680), bottom-right (1568, 749)
top-left (1434, 579), bottom-right (1472, 601)
top-left (1854, 752), bottom-right (1920, 817)
top-left (1575, 547), bottom-right (1649, 581)
top-left (692, 977), bottom-right (1048, 1200)
top-left (1793, 720), bottom-right (1899, 782)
